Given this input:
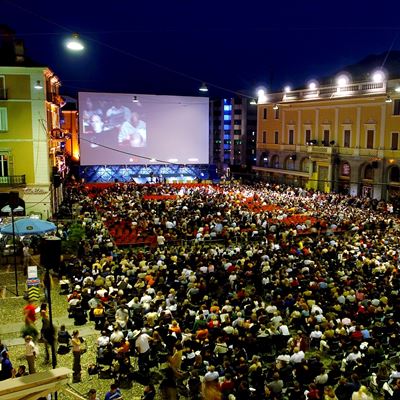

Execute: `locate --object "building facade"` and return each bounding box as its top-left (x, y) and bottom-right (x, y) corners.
top-left (255, 76), bottom-right (400, 203)
top-left (0, 66), bottom-right (65, 218)
top-left (210, 97), bottom-right (257, 175)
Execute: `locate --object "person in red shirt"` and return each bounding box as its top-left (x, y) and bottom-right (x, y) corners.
top-left (23, 299), bottom-right (37, 325)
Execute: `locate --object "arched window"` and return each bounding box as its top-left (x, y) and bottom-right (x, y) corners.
top-left (364, 165), bottom-right (374, 180)
top-left (301, 157), bottom-right (310, 173)
top-left (270, 155), bottom-right (279, 169)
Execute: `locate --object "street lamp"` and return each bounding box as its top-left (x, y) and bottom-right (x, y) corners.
top-left (66, 33), bottom-right (85, 51)
top-left (1, 204), bottom-right (24, 296)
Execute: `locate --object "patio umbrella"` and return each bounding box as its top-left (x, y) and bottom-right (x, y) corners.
top-left (0, 218), bottom-right (57, 236)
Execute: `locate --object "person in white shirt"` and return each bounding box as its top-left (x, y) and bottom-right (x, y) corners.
top-left (97, 331), bottom-right (110, 347)
top-left (135, 331), bottom-right (152, 373)
top-left (24, 335), bottom-right (36, 374)
top-left (290, 347), bottom-right (305, 364)
top-left (346, 346), bottom-right (362, 364)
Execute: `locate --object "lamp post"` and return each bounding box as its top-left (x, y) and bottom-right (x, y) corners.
top-left (1, 204), bottom-right (24, 296)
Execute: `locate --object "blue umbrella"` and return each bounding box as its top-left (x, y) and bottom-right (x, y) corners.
top-left (0, 218), bottom-right (57, 236)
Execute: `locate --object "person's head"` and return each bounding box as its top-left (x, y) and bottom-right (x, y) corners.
top-left (72, 330), bottom-right (79, 337)
top-left (110, 383), bottom-right (118, 393)
top-left (88, 388), bottom-right (97, 399)
top-left (131, 112), bottom-right (140, 126)
top-left (25, 335), bottom-right (32, 342)
top-left (90, 114), bottom-right (104, 133)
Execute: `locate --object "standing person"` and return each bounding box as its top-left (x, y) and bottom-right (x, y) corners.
top-left (104, 383), bottom-right (122, 400)
top-left (135, 330), bottom-right (153, 374)
top-left (23, 299), bottom-right (37, 325)
top-left (40, 303), bottom-right (54, 364)
top-left (22, 299), bottom-right (39, 342)
top-left (71, 330), bottom-right (82, 382)
top-left (24, 335), bottom-right (37, 374)
top-left (23, 244), bottom-right (31, 276)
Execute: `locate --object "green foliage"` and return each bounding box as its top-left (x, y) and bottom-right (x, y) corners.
top-left (61, 223), bottom-right (85, 255)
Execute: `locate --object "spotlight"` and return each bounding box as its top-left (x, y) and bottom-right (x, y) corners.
top-left (284, 86), bottom-right (291, 93)
top-left (132, 95), bottom-right (139, 103)
top-left (273, 104), bottom-right (279, 110)
top-left (386, 95), bottom-right (393, 103)
top-left (66, 33), bottom-right (85, 51)
top-left (336, 73), bottom-right (350, 87)
top-left (308, 81), bottom-right (318, 90)
top-left (199, 82), bottom-right (208, 92)
top-left (372, 70), bottom-right (385, 83)
top-left (249, 98), bottom-right (257, 105)
top-left (34, 80), bottom-right (43, 90)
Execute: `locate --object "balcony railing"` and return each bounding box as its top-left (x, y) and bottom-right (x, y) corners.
top-left (0, 88), bottom-right (7, 100)
top-left (279, 81), bottom-right (386, 103)
top-left (0, 175), bottom-right (26, 187)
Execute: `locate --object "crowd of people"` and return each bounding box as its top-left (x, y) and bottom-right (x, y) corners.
top-left (4, 181), bottom-right (400, 400)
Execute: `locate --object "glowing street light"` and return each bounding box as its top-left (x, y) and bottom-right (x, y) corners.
top-left (66, 33), bottom-right (85, 51)
top-left (336, 74), bottom-right (350, 87)
top-left (34, 80), bottom-right (43, 90)
top-left (308, 81), bottom-right (318, 90)
top-left (372, 70), bottom-right (385, 83)
top-left (257, 88), bottom-right (267, 104)
top-left (199, 82), bottom-right (208, 92)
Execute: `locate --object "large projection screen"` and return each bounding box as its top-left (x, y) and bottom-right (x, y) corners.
top-left (78, 92), bottom-right (209, 165)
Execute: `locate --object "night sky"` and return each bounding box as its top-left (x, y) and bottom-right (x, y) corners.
top-left (2, 0), bottom-right (400, 99)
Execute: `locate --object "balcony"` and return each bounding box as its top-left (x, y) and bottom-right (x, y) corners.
top-left (0, 88), bottom-right (8, 100)
top-left (0, 175), bottom-right (26, 187)
top-left (279, 81), bottom-right (386, 103)
top-left (307, 145), bottom-right (334, 154)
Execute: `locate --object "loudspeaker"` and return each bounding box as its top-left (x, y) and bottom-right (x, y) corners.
top-left (9, 191), bottom-right (19, 208)
top-left (53, 174), bottom-right (61, 188)
top-left (40, 237), bottom-right (61, 270)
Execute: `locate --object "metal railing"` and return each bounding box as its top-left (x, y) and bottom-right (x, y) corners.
top-left (0, 175), bottom-right (26, 187)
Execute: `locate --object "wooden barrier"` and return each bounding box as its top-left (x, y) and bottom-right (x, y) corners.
top-left (0, 367), bottom-right (78, 400)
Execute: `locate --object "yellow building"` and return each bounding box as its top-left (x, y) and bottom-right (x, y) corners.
top-left (0, 65), bottom-right (64, 218)
top-left (255, 73), bottom-right (400, 202)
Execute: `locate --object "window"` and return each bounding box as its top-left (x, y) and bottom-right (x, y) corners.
top-left (0, 155), bottom-right (8, 177)
top-left (233, 120), bottom-right (241, 125)
top-left (305, 129), bottom-right (311, 144)
top-left (0, 108), bottom-right (8, 132)
top-left (344, 130), bottom-right (351, 148)
top-left (274, 131), bottom-right (279, 144)
top-left (323, 129), bottom-right (330, 146)
top-left (263, 108), bottom-right (267, 119)
top-left (288, 129), bottom-right (294, 145)
top-left (367, 129), bottom-right (374, 149)
top-left (0, 76), bottom-right (5, 100)
top-left (234, 109), bottom-right (242, 115)
top-left (392, 132), bottom-right (399, 150)
top-left (274, 108), bottom-right (280, 119)
top-left (394, 99), bottom-right (400, 116)
top-left (223, 115), bottom-right (231, 121)
top-left (262, 131), bottom-right (267, 143)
